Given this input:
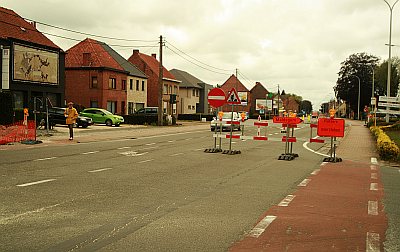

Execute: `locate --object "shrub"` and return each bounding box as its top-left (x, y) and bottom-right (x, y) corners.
top-left (370, 126), bottom-right (400, 161)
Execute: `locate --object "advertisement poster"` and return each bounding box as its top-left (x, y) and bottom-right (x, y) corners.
top-left (238, 91), bottom-right (248, 105)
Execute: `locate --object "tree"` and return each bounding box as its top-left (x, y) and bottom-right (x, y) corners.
top-left (374, 58), bottom-right (400, 97)
top-left (334, 53), bottom-right (379, 114)
top-left (300, 100), bottom-right (312, 114)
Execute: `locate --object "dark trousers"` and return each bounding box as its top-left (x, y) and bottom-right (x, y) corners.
top-left (68, 124), bottom-right (74, 138)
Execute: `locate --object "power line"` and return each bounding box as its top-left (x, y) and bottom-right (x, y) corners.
top-left (165, 46), bottom-right (231, 76)
top-left (165, 41), bottom-right (232, 72)
top-left (0, 8), bottom-right (158, 43)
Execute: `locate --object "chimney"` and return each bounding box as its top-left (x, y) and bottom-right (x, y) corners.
top-left (83, 52), bottom-right (91, 66)
top-left (132, 49), bottom-right (139, 55)
top-left (151, 53), bottom-right (157, 59)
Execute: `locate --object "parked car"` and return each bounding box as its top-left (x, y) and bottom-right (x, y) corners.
top-left (210, 112), bottom-right (241, 131)
top-left (47, 107), bottom-right (93, 128)
top-left (80, 108), bottom-right (124, 126)
top-left (135, 107), bottom-right (158, 114)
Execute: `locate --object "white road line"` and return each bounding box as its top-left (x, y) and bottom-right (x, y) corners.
top-left (371, 173), bottom-right (378, 180)
top-left (82, 151), bottom-right (99, 155)
top-left (298, 179), bottom-right (311, 187)
top-left (366, 232), bottom-right (380, 252)
top-left (194, 148), bottom-right (205, 151)
top-left (16, 179), bottom-right (56, 187)
top-left (170, 153), bottom-right (184, 157)
top-left (278, 195), bottom-right (296, 207)
top-left (146, 143), bottom-right (156, 146)
top-left (268, 133), bottom-right (273, 136)
top-left (370, 165), bottom-right (377, 171)
top-left (274, 132), bottom-right (279, 135)
top-left (185, 138), bottom-right (193, 141)
top-left (311, 169), bottom-right (320, 175)
top-left (368, 201), bottom-right (378, 216)
top-left (33, 157), bottom-right (57, 161)
top-left (303, 141), bottom-right (330, 158)
top-left (370, 183), bottom-right (378, 191)
top-left (88, 168), bottom-right (112, 173)
top-left (138, 159), bottom-right (154, 164)
top-left (117, 147), bottom-right (131, 150)
top-left (371, 157), bottom-right (378, 165)
top-left (168, 140), bottom-right (175, 143)
top-left (248, 215), bottom-right (277, 238)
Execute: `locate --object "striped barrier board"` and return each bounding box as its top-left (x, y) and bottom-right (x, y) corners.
top-left (310, 138), bottom-right (325, 143)
top-left (282, 136), bottom-right (296, 142)
top-left (254, 122), bottom-right (269, 127)
top-left (213, 134), bottom-right (268, 141)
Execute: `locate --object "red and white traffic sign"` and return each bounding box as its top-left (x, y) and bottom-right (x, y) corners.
top-left (317, 118), bottom-right (345, 137)
top-left (226, 88), bottom-right (241, 105)
top-left (207, 88), bottom-right (226, 108)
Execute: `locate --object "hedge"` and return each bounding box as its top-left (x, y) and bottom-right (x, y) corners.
top-left (370, 126), bottom-right (400, 161)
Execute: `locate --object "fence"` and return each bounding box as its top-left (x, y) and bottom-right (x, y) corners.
top-left (0, 120), bottom-right (36, 145)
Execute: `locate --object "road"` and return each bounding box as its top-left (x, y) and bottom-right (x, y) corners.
top-left (0, 120), bottom-right (340, 251)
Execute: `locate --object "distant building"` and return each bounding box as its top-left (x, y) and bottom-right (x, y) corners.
top-left (219, 74), bottom-right (251, 113)
top-left (128, 50), bottom-right (180, 115)
top-left (65, 38), bottom-right (147, 115)
top-left (0, 7), bottom-right (65, 111)
top-left (249, 82), bottom-right (270, 116)
top-left (170, 69), bottom-right (212, 114)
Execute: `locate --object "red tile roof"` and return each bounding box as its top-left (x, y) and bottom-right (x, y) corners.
top-left (66, 38), bottom-right (123, 70)
top-left (130, 52), bottom-right (177, 80)
top-left (221, 74), bottom-right (249, 92)
top-left (0, 7), bottom-right (60, 49)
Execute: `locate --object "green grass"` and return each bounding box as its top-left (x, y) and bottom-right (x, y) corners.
top-left (386, 130), bottom-right (400, 147)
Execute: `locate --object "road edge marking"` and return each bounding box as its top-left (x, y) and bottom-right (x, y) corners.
top-left (16, 179), bottom-right (56, 187)
top-left (366, 232), bottom-right (380, 252)
top-left (248, 215), bottom-right (277, 238)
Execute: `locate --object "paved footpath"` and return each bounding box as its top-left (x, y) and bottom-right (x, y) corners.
top-left (230, 120), bottom-right (388, 251)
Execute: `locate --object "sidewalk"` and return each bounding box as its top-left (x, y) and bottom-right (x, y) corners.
top-left (230, 119), bottom-right (389, 251)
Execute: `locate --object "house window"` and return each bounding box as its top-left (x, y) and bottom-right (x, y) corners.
top-left (122, 80), bottom-right (126, 90)
top-left (142, 81), bottom-right (145, 91)
top-left (169, 86), bottom-right (172, 94)
top-left (90, 100), bottom-right (98, 108)
top-left (130, 79), bottom-right (133, 90)
top-left (188, 105), bottom-right (191, 110)
top-left (192, 105), bottom-right (195, 110)
top-left (136, 80), bottom-right (139, 91)
top-left (107, 101), bottom-right (117, 114)
top-left (13, 91), bottom-right (24, 109)
top-left (196, 89), bottom-right (199, 97)
top-left (163, 84), bottom-right (168, 94)
top-left (192, 89), bottom-right (195, 97)
top-left (128, 102), bottom-right (134, 114)
top-left (121, 101), bottom-right (125, 114)
top-left (174, 86), bottom-right (178, 94)
top-left (108, 78), bottom-right (116, 89)
top-left (91, 76), bottom-right (98, 88)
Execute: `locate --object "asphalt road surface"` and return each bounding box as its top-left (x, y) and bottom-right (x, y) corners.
top-left (0, 120), bottom-right (335, 251)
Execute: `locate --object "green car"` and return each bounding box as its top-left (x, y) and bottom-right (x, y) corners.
top-left (80, 108), bottom-right (124, 126)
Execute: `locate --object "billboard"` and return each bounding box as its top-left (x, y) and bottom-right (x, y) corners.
top-left (256, 99), bottom-right (273, 111)
top-left (13, 44), bottom-right (59, 85)
top-left (238, 91), bottom-right (248, 105)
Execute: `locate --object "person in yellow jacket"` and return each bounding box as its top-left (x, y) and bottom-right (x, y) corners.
top-left (64, 102), bottom-right (78, 140)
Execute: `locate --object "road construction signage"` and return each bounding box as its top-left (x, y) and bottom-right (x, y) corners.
top-left (226, 88), bottom-right (241, 105)
top-left (317, 118), bottom-right (345, 137)
top-left (273, 116), bottom-right (303, 124)
top-left (208, 88), bottom-right (226, 108)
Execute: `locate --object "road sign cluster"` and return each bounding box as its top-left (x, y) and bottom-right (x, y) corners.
top-left (207, 87), bottom-right (241, 108)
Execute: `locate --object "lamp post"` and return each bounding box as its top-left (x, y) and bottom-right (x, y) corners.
top-left (350, 75), bottom-right (361, 120)
top-left (383, 0), bottom-right (399, 122)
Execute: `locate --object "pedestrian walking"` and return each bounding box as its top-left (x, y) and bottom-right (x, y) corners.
top-left (64, 102), bottom-right (78, 140)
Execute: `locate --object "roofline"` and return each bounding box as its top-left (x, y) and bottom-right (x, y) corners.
top-left (163, 77), bottom-right (181, 83)
top-left (65, 66), bottom-right (130, 75)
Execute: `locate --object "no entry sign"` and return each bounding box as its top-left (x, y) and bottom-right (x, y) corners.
top-left (317, 118), bottom-right (345, 137)
top-left (208, 88), bottom-right (226, 108)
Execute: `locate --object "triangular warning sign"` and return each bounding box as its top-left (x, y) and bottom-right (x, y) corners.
top-left (226, 88), bottom-right (241, 105)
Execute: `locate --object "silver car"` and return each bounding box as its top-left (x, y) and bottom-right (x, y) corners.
top-left (210, 112), bottom-right (241, 131)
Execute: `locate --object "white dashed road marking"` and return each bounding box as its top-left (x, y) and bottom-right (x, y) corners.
top-left (170, 153), bottom-right (184, 157)
top-left (248, 215), bottom-right (277, 238)
top-left (298, 179), bottom-right (311, 187)
top-left (368, 201), bottom-right (378, 216)
top-left (278, 195), bottom-right (296, 207)
top-left (146, 143), bottom-right (156, 146)
top-left (17, 179), bottom-right (56, 187)
top-left (311, 169), bottom-right (320, 175)
top-left (88, 168), bottom-right (112, 173)
top-left (82, 151), bottom-right (99, 155)
top-left (370, 183), bottom-right (378, 191)
top-left (117, 147), bottom-right (131, 150)
top-left (34, 157), bottom-right (57, 161)
top-left (138, 159), bottom-right (154, 164)
top-left (370, 165), bottom-right (377, 171)
top-left (366, 232), bottom-right (380, 252)
top-left (371, 157), bottom-right (378, 165)
top-left (371, 173), bottom-right (378, 180)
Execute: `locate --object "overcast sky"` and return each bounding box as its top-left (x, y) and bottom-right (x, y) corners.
top-left (2, 0), bottom-right (400, 109)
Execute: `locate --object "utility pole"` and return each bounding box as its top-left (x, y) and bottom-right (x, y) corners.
top-left (158, 35), bottom-right (163, 126)
top-left (277, 84), bottom-right (280, 116)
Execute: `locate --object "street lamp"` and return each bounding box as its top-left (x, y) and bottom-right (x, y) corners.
top-left (350, 75), bottom-right (361, 120)
top-left (383, 0), bottom-right (399, 122)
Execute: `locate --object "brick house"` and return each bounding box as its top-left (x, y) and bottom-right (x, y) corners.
top-left (170, 69), bottom-right (207, 114)
top-left (65, 38), bottom-right (147, 115)
top-left (219, 74), bottom-right (251, 113)
top-left (128, 50), bottom-right (180, 115)
top-left (0, 7), bottom-right (65, 112)
top-left (249, 82), bottom-right (271, 116)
